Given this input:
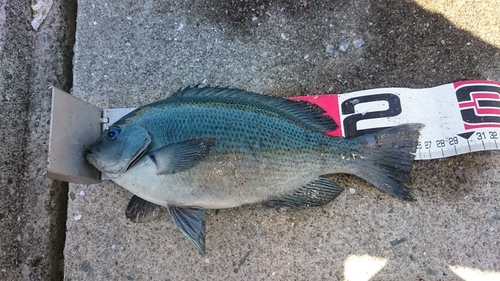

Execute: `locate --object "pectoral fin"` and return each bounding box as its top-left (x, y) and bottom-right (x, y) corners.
top-left (125, 195), bottom-right (167, 223)
top-left (149, 137), bottom-right (217, 174)
top-left (266, 178), bottom-right (344, 208)
top-left (167, 204), bottom-right (206, 254)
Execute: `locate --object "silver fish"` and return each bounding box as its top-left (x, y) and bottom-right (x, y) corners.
top-left (86, 86), bottom-right (423, 253)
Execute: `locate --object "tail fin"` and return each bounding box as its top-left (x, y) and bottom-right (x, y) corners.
top-left (355, 123), bottom-right (424, 201)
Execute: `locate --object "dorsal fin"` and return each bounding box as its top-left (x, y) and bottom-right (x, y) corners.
top-left (166, 86), bottom-right (338, 132)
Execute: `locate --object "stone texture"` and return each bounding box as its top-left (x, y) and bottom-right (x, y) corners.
top-left (0, 0), bottom-right (75, 280)
top-left (64, 0), bottom-right (500, 280)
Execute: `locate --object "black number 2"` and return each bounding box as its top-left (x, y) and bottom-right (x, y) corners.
top-left (341, 94), bottom-right (402, 138)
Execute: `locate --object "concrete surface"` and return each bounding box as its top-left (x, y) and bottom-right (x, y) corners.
top-left (1, 0), bottom-right (496, 280)
top-left (65, 1), bottom-right (500, 280)
top-left (0, 0), bottom-right (76, 280)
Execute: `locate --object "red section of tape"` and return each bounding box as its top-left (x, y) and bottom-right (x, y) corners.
top-left (453, 80), bottom-right (500, 88)
top-left (464, 123), bottom-right (500, 130)
top-left (290, 94), bottom-right (343, 137)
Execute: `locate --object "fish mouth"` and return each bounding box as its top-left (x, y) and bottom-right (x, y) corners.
top-left (121, 139), bottom-right (151, 173)
top-left (85, 152), bottom-right (98, 167)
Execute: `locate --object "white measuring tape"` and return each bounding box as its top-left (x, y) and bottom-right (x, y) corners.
top-left (102, 80), bottom-right (500, 161)
top-left (45, 80), bottom-right (500, 184)
top-left (293, 80), bottom-right (500, 160)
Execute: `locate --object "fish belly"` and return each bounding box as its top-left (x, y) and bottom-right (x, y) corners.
top-left (111, 147), bottom-right (344, 209)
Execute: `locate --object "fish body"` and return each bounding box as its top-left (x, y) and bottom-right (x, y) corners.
top-left (86, 86), bottom-right (423, 253)
top-left (111, 106), bottom-right (356, 209)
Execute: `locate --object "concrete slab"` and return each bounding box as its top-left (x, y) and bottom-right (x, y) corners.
top-left (0, 0), bottom-right (75, 280)
top-left (66, 0), bottom-right (500, 280)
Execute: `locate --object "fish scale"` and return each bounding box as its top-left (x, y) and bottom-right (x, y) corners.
top-left (117, 105), bottom-right (339, 204)
top-left (86, 86), bottom-right (423, 254)
top-left (136, 105), bottom-right (331, 154)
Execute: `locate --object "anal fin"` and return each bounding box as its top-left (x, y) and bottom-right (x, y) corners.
top-left (125, 195), bottom-right (167, 223)
top-left (265, 178), bottom-right (344, 208)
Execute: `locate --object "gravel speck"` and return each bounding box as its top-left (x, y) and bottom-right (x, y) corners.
top-left (350, 98), bottom-right (360, 105)
top-left (426, 268), bottom-right (437, 276)
top-left (339, 42), bottom-right (349, 52)
top-left (353, 39), bottom-right (365, 48)
top-left (80, 261), bottom-right (90, 272)
top-left (390, 238), bottom-right (406, 246)
top-left (325, 44), bottom-right (334, 54)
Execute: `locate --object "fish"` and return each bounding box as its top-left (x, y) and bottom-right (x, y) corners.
top-left (86, 86), bottom-right (423, 254)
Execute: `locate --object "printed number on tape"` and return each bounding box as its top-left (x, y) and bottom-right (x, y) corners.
top-left (292, 80), bottom-right (500, 160)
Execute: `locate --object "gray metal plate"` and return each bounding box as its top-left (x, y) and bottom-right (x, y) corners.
top-left (45, 88), bottom-right (102, 184)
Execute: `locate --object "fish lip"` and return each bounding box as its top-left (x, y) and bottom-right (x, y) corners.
top-left (85, 153), bottom-right (97, 166)
top-left (121, 138), bottom-right (151, 173)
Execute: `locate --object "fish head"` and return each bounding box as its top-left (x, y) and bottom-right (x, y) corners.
top-left (86, 123), bottom-right (152, 175)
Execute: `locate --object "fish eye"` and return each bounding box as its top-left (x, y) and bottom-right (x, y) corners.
top-left (105, 127), bottom-right (120, 141)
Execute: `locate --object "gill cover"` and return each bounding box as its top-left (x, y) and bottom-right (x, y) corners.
top-left (86, 124), bottom-right (151, 175)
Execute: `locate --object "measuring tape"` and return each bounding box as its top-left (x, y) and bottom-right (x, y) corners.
top-left (45, 80), bottom-right (500, 184)
top-left (102, 80), bottom-right (500, 161)
top-left (292, 80), bottom-right (500, 160)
